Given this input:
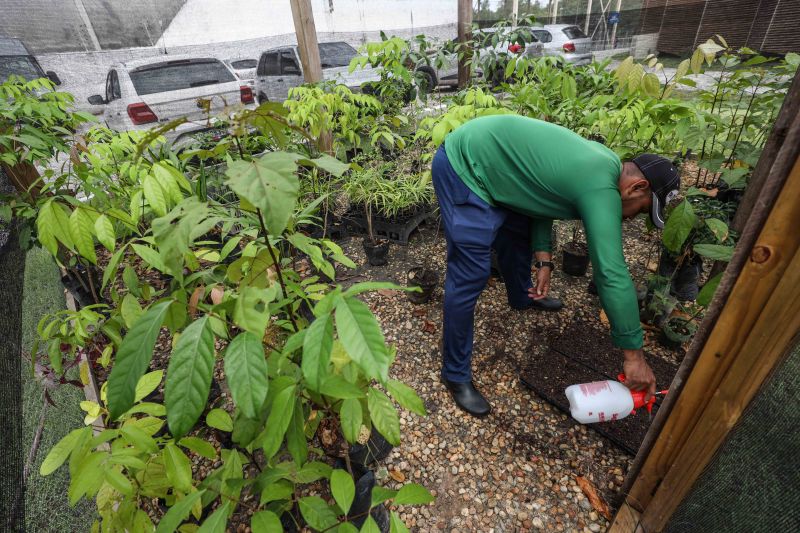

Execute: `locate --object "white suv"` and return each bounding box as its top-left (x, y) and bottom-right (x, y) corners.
top-left (254, 42), bottom-right (380, 102)
top-left (88, 56), bottom-right (256, 144)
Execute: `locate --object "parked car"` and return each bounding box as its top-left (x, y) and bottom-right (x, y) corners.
top-left (416, 27), bottom-right (544, 91)
top-left (531, 24), bottom-right (593, 65)
top-left (225, 58), bottom-right (258, 87)
top-left (87, 56), bottom-right (256, 145)
top-left (0, 36), bottom-right (61, 85)
top-left (254, 41), bottom-right (380, 102)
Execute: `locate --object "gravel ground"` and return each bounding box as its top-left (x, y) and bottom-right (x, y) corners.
top-left (337, 213), bottom-right (678, 533)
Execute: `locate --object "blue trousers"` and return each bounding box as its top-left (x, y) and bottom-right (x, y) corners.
top-left (432, 145), bottom-right (533, 383)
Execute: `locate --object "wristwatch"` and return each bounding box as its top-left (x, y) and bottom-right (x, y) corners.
top-left (534, 261), bottom-right (555, 271)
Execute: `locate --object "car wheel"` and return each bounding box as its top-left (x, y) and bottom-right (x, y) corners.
top-left (416, 68), bottom-right (437, 94)
top-left (258, 92), bottom-right (268, 104)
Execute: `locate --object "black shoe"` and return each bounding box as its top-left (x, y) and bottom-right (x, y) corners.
top-left (511, 296), bottom-right (564, 312)
top-left (442, 379), bottom-right (491, 417)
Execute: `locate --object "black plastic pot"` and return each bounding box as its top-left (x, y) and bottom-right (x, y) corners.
top-left (363, 238), bottom-right (390, 266)
top-left (658, 250), bottom-right (703, 301)
top-left (562, 242), bottom-right (590, 277)
top-left (349, 429), bottom-right (394, 467)
top-left (406, 267), bottom-right (438, 304)
top-left (659, 318), bottom-right (697, 350)
top-left (349, 469), bottom-right (390, 532)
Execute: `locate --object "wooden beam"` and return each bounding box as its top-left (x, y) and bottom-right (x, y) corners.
top-left (289, 0), bottom-right (323, 85)
top-left (608, 503), bottom-right (644, 533)
top-left (637, 158), bottom-right (800, 531)
top-left (613, 155), bottom-right (800, 530)
top-left (457, 0), bottom-right (472, 88)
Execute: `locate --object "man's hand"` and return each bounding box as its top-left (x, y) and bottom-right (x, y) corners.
top-left (623, 349), bottom-right (657, 400)
top-left (528, 267), bottom-right (552, 300)
top-left (528, 252), bottom-right (553, 300)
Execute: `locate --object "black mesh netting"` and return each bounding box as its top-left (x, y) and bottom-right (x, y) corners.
top-left (0, 168), bottom-right (26, 531)
top-left (665, 341), bottom-right (800, 533)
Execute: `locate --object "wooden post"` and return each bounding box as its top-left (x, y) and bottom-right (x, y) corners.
top-left (584, 0), bottom-right (593, 34)
top-left (289, 0), bottom-right (323, 85)
top-left (289, 0), bottom-right (330, 153)
top-left (512, 0), bottom-right (519, 26)
top-left (457, 0), bottom-right (472, 89)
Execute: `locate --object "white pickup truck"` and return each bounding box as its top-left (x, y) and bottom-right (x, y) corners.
top-left (253, 41), bottom-right (380, 102)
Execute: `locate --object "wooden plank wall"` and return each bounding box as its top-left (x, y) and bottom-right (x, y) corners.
top-left (638, 0), bottom-right (800, 55)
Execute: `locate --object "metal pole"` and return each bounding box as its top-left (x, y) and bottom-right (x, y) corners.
top-left (512, 0), bottom-right (519, 26)
top-left (551, 0), bottom-right (560, 24)
top-left (609, 0), bottom-right (623, 47)
top-left (584, 0), bottom-right (593, 34)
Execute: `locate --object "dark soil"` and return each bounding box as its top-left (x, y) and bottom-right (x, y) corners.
top-left (520, 320), bottom-right (678, 455)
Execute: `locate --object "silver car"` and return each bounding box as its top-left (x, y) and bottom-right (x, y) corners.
top-left (225, 58), bottom-right (258, 88)
top-left (254, 42), bottom-right (380, 102)
top-left (532, 25), bottom-right (593, 65)
top-left (87, 56), bottom-right (256, 145)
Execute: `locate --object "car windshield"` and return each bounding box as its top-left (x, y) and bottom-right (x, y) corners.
top-left (319, 42), bottom-right (358, 68)
top-left (129, 59), bottom-right (236, 96)
top-left (0, 55), bottom-right (44, 83)
top-left (230, 59), bottom-right (257, 70)
top-left (563, 26), bottom-right (588, 39)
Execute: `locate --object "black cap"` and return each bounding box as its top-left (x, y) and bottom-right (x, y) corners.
top-left (632, 154), bottom-right (680, 229)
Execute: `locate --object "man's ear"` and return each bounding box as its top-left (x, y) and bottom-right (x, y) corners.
top-left (632, 178), bottom-right (650, 195)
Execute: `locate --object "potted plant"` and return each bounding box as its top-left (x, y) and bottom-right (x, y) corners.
top-left (562, 221), bottom-right (590, 276)
top-left (659, 315), bottom-right (698, 350)
top-left (406, 265), bottom-right (438, 304)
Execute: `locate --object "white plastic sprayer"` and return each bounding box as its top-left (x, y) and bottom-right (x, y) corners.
top-left (565, 374), bottom-right (668, 424)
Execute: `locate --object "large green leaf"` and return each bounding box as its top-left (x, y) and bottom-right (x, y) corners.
top-left (233, 286), bottom-right (277, 336)
top-left (197, 500), bottom-right (232, 533)
top-left (386, 379), bottom-right (426, 417)
top-left (330, 469), bottom-right (355, 514)
top-left (120, 293), bottom-right (143, 328)
top-left (302, 313), bottom-right (334, 391)
top-left (131, 243), bottom-right (168, 273)
top-left (251, 510), bottom-right (283, 533)
top-left (340, 398), bottom-right (362, 444)
top-left (165, 316), bottom-right (216, 438)
top-left (143, 173), bottom-right (168, 216)
top-left (107, 300), bottom-right (172, 420)
top-left (206, 409), bottom-right (233, 432)
top-left (94, 213), bottom-right (116, 252)
top-left (704, 218), bottom-right (729, 243)
top-left (164, 443), bottom-right (193, 493)
top-left (343, 281), bottom-right (406, 298)
top-left (68, 452), bottom-right (106, 505)
top-left (393, 483), bottom-right (434, 505)
top-left (155, 490), bottom-right (205, 533)
top-left (69, 207), bottom-right (97, 264)
top-left (225, 152), bottom-right (300, 236)
top-left (298, 496), bottom-right (338, 531)
top-left (286, 397), bottom-right (308, 465)
top-left (261, 384), bottom-right (296, 460)
top-left (335, 296), bottom-right (390, 381)
top-left (224, 332), bottom-right (269, 419)
top-left (662, 200), bottom-right (697, 252)
top-left (299, 153), bottom-right (351, 177)
top-left (40, 426), bottom-right (91, 476)
top-left (179, 437), bottom-right (217, 460)
top-left (36, 199), bottom-right (73, 255)
top-left (320, 375), bottom-right (365, 399)
top-left (367, 388), bottom-right (400, 446)
top-left (693, 243), bottom-right (734, 261)
top-left (389, 511), bottom-right (410, 533)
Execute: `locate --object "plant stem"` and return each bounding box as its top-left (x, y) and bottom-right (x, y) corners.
top-left (256, 208), bottom-right (299, 332)
top-left (722, 74), bottom-right (764, 178)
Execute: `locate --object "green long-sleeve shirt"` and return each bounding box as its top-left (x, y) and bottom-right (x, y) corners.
top-left (444, 115), bottom-right (642, 350)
